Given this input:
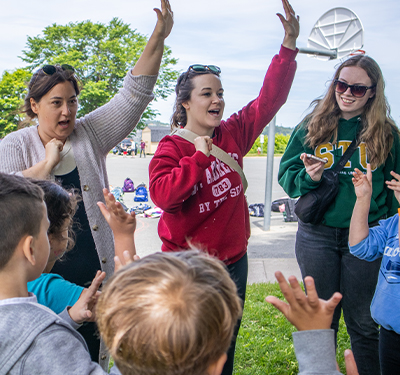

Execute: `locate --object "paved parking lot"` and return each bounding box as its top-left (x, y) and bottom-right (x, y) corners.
top-left (106, 154), bottom-right (301, 283)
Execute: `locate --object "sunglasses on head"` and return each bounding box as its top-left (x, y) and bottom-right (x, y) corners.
top-left (187, 64), bottom-right (221, 75)
top-left (334, 79), bottom-right (375, 98)
top-left (41, 64), bottom-right (75, 75)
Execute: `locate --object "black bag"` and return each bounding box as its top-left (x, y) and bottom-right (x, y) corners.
top-left (294, 137), bottom-right (359, 225)
top-left (294, 170), bottom-right (338, 224)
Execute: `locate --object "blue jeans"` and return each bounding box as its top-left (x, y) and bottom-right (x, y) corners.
top-left (295, 220), bottom-right (380, 375)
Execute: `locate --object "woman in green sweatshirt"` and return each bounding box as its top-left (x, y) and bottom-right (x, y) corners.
top-left (278, 55), bottom-right (400, 375)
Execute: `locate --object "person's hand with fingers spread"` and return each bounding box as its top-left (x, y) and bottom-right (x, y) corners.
top-left (266, 272), bottom-right (359, 375)
top-left (277, 0), bottom-right (300, 51)
top-left (153, 0), bottom-right (174, 40)
top-left (352, 163), bottom-right (372, 200)
top-left (266, 271), bottom-right (342, 331)
top-left (300, 153), bottom-right (325, 182)
top-left (68, 270), bottom-right (106, 324)
top-left (349, 164), bottom-right (372, 246)
top-left (386, 170), bottom-right (400, 204)
top-left (97, 188), bottom-right (137, 263)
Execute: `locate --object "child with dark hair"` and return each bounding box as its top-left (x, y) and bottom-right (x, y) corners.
top-left (0, 173), bottom-right (113, 374)
top-left (27, 180), bottom-right (84, 313)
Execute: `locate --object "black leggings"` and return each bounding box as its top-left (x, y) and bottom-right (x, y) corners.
top-left (380, 326), bottom-right (400, 375)
top-left (221, 253), bottom-right (248, 375)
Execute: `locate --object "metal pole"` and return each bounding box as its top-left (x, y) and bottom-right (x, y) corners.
top-left (263, 116), bottom-right (276, 231)
top-left (298, 47), bottom-right (337, 59)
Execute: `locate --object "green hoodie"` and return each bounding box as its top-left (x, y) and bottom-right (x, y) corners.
top-left (278, 116), bottom-right (400, 228)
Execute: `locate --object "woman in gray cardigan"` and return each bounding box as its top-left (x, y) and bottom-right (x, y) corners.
top-left (0, 0), bottom-right (173, 368)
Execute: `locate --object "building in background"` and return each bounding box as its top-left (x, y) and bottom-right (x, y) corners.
top-left (141, 124), bottom-right (171, 154)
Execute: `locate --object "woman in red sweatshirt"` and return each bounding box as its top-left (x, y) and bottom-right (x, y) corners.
top-left (149, 1), bottom-right (298, 373)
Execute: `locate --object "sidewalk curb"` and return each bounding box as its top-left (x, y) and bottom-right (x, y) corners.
top-left (248, 258), bottom-right (302, 284)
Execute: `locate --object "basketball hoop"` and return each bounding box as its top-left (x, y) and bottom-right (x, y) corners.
top-left (299, 8), bottom-right (364, 61)
top-left (349, 49), bottom-right (366, 56)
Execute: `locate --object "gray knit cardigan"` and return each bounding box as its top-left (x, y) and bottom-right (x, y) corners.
top-left (0, 71), bottom-right (157, 369)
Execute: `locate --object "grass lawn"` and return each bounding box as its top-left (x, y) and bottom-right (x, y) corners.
top-left (234, 282), bottom-right (351, 374)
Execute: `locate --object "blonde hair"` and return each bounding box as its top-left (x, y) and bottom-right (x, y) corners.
top-left (304, 55), bottom-right (398, 168)
top-left (96, 250), bottom-right (242, 375)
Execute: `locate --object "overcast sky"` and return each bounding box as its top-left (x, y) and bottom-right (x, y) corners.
top-left (1, 0), bottom-right (399, 128)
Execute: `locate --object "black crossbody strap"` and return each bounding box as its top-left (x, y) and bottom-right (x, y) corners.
top-left (332, 132), bottom-right (361, 173)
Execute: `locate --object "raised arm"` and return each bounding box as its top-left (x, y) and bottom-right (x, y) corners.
top-left (225, 0), bottom-right (299, 155)
top-left (265, 271), bottom-right (341, 331)
top-left (131, 0), bottom-right (173, 76)
top-left (277, 0), bottom-right (300, 51)
top-left (97, 188), bottom-right (137, 264)
top-left (349, 164), bottom-right (372, 246)
top-left (266, 272), bottom-right (358, 375)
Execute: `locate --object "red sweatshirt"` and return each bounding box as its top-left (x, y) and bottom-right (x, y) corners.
top-left (149, 45), bottom-right (298, 264)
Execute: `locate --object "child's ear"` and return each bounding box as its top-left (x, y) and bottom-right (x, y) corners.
top-left (207, 353), bottom-right (227, 375)
top-left (21, 235), bottom-right (36, 266)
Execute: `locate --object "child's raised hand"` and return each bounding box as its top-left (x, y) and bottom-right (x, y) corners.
top-left (98, 188), bottom-right (137, 262)
top-left (114, 251), bottom-right (140, 272)
top-left (265, 271), bottom-right (342, 331)
top-left (97, 188), bottom-right (137, 236)
top-left (68, 270), bottom-right (106, 324)
top-left (352, 164), bottom-right (372, 199)
top-left (386, 170), bottom-right (400, 204)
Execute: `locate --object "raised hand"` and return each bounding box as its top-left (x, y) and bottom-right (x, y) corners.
top-left (277, 0), bottom-right (300, 51)
top-left (114, 251), bottom-right (140, 272)
top-left (352, 164), bottom-right (372, 200)
top-left (153, 0), bottom-right (174, 40)
top-left (265, 271), bottom-right (342, 331)
top-left (386, 170), bottom-right (400, 204)
top-left (300, 153), bottom-right (325, 182)
top-left (97, 188), bottom-right (137, 235)
top-left (97, 188), bottom-right (137, 262)
top-left (68, 270), bottom-right (106, 324)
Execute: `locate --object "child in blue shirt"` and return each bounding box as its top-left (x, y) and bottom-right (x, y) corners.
top-left (349, 163), bottom-right (400, 375)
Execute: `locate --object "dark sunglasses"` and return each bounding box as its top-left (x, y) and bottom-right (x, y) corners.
top-left (42, 64), bottom-right (75, 75)
top-left (334, 79), bottom-right (375, 98)
top-left (187, 64), bottom-right (221, 75)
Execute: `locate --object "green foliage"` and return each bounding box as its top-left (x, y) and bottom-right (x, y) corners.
top-left (19, 18), bottom-right (178, 122)
top-left (248, 134), bottom-right (291, 155)
top-left (234, 282), bottom-right (351, 374)
top-left (0, 69), bottom-right (32, 137)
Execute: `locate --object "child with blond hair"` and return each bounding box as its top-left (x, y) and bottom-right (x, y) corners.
top-left (96, 250), bottom-right (358, 375)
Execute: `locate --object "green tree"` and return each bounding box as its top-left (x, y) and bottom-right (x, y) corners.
top-left (249, 134), bottom-right (291, 155)
top-left (20, 17), bottom-right (178, 123)
top-left (0, 68), bottom-right (31, 137)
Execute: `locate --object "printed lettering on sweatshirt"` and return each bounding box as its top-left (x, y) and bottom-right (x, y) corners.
top-left (198, 155), bottom-right (242, 214)
top-left (382, 233), bottom-right (400, 284)
top-left (315, 141), bottom-right (370, 170)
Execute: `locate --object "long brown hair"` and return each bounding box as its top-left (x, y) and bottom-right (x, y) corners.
top-left (304, 55), bottom-right (397, 167)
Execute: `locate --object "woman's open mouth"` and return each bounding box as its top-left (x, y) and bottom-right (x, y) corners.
top-left (58, 120), bottom-right (70, 129)
top-left (208, 109), bottom-right (220, 117)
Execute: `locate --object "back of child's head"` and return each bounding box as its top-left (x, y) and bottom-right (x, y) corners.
top-left (0, 173), bottom-right (44, 270)
top-left (31, 179), bottom-right (78, 251)
top-left (96, 250), bottom-right (242, 375)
